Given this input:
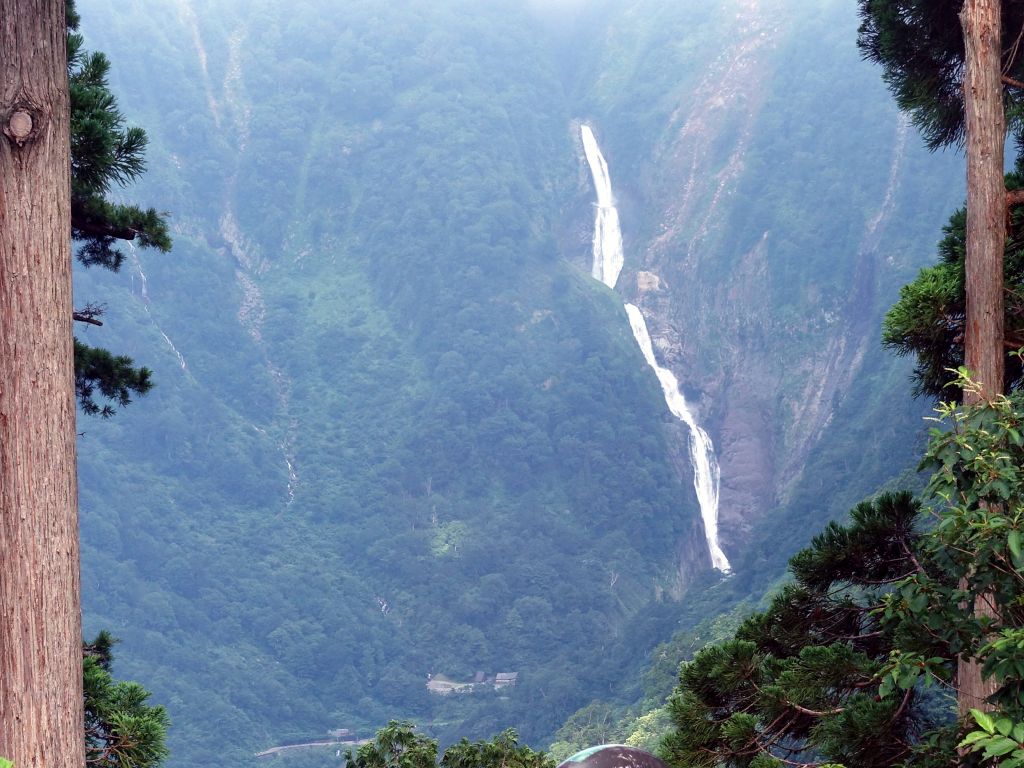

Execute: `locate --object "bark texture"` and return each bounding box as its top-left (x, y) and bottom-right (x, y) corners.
top-left (959, 0), bottom-right (1005, 718)
top-left (961, 0), bottom-right (1006, 401)
top-left (0, 3), bottom-right (83, 768)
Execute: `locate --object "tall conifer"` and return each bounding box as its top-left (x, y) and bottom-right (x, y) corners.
top-left (860, 0), bottom-right (1011, 718)
top-left (0, 2), bottom-right (83, 767)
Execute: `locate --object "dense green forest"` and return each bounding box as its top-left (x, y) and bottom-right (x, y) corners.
top-left (71, 0), bottom-right (967, 765)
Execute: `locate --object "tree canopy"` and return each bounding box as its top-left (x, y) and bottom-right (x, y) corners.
top-left (881, 164), bottom-right (1024, 399)
top-left (343, 722), bottom-right (554, 768)
top-left (659, 374), bottom-right (1024, 768)
top-left (856, 0), bottom-right (1024, 149)
top-left (67, 0), bottom-right (171, 416)
top-left (660, 492), bottom-right (939, 768)
top-left (83, 633), bottom-right (169, 768)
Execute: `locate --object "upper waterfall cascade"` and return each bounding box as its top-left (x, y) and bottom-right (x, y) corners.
top-left (580, 124), bottom-right (731, 573)
top-left (580, 125), bottom-right (625, 289)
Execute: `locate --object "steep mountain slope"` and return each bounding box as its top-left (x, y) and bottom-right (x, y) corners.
top-left (75, 0), bottom-right (710, 764)
top-left (72, 0), bottom-right (964, 765)
top-left (565, 0), bottom-right (963, 580)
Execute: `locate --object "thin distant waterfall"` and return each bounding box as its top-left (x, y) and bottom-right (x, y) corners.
top-left (580, 125), bottom-right (624, 289)
top-left (581, 124), bottom-right (731, 573)
top-left (624, 305), bottom-right (731, 571)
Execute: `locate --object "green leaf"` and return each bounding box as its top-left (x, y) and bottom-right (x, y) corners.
top-left (959, 731), bottom-right (989, 745)
top-left (878, 677), bottom-right (893, 699)
top-left (897, 667), bottom-right (919, 689)
top-left (983, 737), bottom-right (1019, 757)
top-left (972, 709), bottom-right (997, 734)
top-left (1010, 530), bottom-right (1023, 565)
top-left (997, 718), bottom-right (1014, 737)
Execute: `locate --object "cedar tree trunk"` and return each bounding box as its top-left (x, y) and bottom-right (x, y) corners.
top-left (0, 3), bottom-right (83, 768)
top-left (959, 0), bottom-right (1004, 717)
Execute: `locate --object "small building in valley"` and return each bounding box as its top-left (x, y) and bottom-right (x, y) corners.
top-left (494, 672), bottom-right (518, 689)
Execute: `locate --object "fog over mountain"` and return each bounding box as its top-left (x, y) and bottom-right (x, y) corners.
top-left (72, 0), bottom-right (962, 765)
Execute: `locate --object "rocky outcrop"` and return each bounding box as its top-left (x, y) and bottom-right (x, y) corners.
top-left (623, 0), bottom-right (785, 553)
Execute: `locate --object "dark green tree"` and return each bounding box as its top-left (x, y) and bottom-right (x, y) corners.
top-left (441, 730), bottom-right (554, 768)
top-left (856, 0), bottom-right (1024, 150)
top-left (862, 0), bottom-right (1015, 719)
top-left (344, 722), bottom-right (438, 768)
top-left (881, 161), bottom-right (1024, 400)
top-left (881, 377), bottom-right (1024, 756)
top-left (660, 375), bottom-right (1024, 768)
top-left (83, 632), bottom-right (169, 768)
top-left (859, 1), bottom-right (1024, 401)
top-left (659, 493), bottom-right (948, 768)
top-left (67, 0), bottom-right (171, 416)
top-left (344, 722), bottom-right (555, 768)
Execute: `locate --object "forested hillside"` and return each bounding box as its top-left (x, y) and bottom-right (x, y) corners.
top-left (72, 0), bottom-right (964, 765)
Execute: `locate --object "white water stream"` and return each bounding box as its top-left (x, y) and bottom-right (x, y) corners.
top-left (580, 125), bottom-right (624, 289)
top-left (130, 244), bottom-right (189, 372)
top-left (581, 124), bottom-right (731, 572)
top-left (624, 305), bottom-right (730, 571)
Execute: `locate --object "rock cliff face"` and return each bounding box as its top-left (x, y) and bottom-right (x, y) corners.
top-left (572, 0), bottom-right (963, 561)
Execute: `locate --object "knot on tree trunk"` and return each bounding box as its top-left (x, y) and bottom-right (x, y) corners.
top-left (3, 106), bottom-right (40, 147)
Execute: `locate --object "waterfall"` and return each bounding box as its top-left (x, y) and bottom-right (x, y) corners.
top-left (580, 125), bottom-right (624, 289)
top-left (624, 305), bottom-right (731, 571)
top-left (581, 124), bottom-right (731, 573)
top-left (129, 244), bottom-right (189, 372)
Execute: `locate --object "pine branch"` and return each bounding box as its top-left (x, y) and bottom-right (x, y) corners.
top-left (73, 303), bottom-right (105, 327)
top-left (73, 217), bottom-right (140, 242)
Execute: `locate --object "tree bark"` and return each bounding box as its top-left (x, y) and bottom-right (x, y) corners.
top-left (0, 4), bottom-right (83, 768)
top-left (962, 0), bottom-right (1006, 402)
top-left (959, 0), bottom-right (1005, 718)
